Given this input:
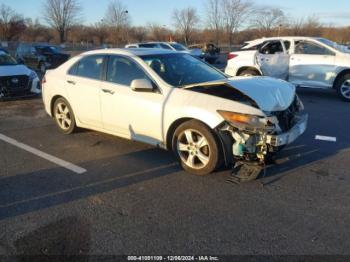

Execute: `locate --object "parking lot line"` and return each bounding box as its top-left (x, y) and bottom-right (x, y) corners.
top-left (0, 133), bottom-right (86, 174)
top-left (315, 135), bottom-right (337, 142)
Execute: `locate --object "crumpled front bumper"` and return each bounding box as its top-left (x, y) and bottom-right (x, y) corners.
top-left (266, 114), bottom-right (308, 147)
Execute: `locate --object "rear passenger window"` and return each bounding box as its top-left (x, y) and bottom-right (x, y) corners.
top-left (260, 41), bottom-right (284, 55)
top-left (107, 56), bottom-right (149, 86)
top-left (71, 55), bottom-right (104, 80)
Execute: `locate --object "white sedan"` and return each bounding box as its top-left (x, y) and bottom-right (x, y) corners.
top-left (42, 49), bottom-right (307, 176)
top-left (225, 37), bottom-right (350, 101)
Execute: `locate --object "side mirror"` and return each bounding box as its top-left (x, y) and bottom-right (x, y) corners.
top-left (130, 79), bottom-right (154, 92)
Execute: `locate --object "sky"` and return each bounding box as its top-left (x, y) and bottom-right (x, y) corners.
top-left (0, 0), bottom-right (350, 28)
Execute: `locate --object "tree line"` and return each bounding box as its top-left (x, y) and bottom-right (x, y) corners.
top-left (0, 0), bottom-right (350, 48)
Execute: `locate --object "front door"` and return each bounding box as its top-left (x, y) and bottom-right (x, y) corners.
top-left (100, 55), bottom-right (163, 144)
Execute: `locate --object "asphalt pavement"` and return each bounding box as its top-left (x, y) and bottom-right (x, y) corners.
top-left (0, 88), bottom-right (349, 258)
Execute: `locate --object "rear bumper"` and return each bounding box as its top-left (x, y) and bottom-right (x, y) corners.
top-left (266, 114), bottom-right (308, 147)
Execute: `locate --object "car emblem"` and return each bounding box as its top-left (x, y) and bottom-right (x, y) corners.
top-left (11, 78), bottom-right (19, 84)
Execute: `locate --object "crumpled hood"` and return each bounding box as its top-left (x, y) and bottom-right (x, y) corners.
top-left (227, 77), bottom-right (296, 112)
top-left (0, 65), bottom-right (31, 77)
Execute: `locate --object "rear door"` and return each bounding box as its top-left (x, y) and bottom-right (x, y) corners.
top-left (289, 40), bottom-right (336, 88)
top-left (66, 54), bottom-right (105, 128)
top-left (256, 40), bottom-right (290, 80)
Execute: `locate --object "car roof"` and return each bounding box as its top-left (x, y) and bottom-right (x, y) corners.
top-left (245, 36), bottom-right (321, 46)
top-left (81, 48), bottom-right (177, 57)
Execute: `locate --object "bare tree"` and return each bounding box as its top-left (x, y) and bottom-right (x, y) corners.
top-left (172, 7), bottom-right (199, 45)
top-left (148, 23), bottom-right (170, 41)
top-left (91, 21), bottom-right (109, 46)
top-left (131, 26), bottom-right (148, 42)
top-left (221, 0), bottom-right (254, 46)
top-left (0, 4), bottom-right (26, 41)
top-left (250, 8), bottom-right (285, 36)
top-left (43, 0), bottom-right (82, 43)
top-left (206, 0), bottom-right (223, 45)
top-left (104, 0), bottom-right (130, 45)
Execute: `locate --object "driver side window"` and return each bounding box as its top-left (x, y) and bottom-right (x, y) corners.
top-left (294, 41), bottom-right (335, 56)
top-left (260, 41), bottom-right (284, 55)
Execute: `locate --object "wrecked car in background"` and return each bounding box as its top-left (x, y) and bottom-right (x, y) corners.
top-left (0, 51), bottom-right (41, 99)
top-left (225, 36), bottom-right (350, 101)
top-left (42, 48), bottom-right (307, 179)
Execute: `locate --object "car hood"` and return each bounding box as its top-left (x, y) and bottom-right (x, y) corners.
top-left (0, 64), bottom-right (31, 77)
top-left (227, 77), bottom-right (296, 112)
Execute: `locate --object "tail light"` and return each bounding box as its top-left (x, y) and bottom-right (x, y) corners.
top-left (227, 53), bottom-right (238, 60)
top-left (41, 76), bottom-right (46, 84)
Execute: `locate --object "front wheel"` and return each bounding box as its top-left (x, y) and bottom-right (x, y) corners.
top-left (172, 120), bottom-right (222, 176)
top-left (53, 98), bottom-right (77, 134)
top-left (335, 73), bottom-right (350, 102)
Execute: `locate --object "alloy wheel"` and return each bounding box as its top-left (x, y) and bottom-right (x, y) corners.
top-left (177, 129), bottom-right (211, 169)
top-left (55, 102), bottom-right (72, 130)
top-left (340, 79), bottom-right (350, 99)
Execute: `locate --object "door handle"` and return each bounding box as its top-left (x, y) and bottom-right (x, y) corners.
top-left (102, 89), bottom-right (115, 95)
top-left (67, 80), bottom-right (76, 85)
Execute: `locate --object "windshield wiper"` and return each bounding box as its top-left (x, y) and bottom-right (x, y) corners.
top-left (180, 79), bottom-right (229, 89)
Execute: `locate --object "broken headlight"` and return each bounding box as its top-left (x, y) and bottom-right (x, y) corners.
top-left (217, 110), bottom-right (267, 130)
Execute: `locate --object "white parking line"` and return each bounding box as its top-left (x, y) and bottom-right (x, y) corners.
top-left (0, 133), bottom-right (86, 174)
top-left (315, 135), bottom-right (337, 142)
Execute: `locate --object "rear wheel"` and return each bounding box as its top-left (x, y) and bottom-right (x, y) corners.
top-left (238, 69), bottom-right (260, 77)
top-left (335, 73), bottom-right (350, 102)
top-left (172, 120), bottom-right (222, 176)
top-left (53, 98), bottom-right (77, 134)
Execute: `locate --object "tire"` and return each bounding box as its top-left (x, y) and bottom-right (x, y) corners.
top-left (172, 120), bottom-right (222, 176)
top-left (238, 69), bottom-right (260, 77)
top-left (39, 62), bottom-right (46, 74)
top-left (335, 73), bottom-right (350, 102)
top-left (53, 97), bottom-right (77, 134)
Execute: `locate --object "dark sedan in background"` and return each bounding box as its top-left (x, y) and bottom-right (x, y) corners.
top-left (15, 43), bottom-right (70, 74)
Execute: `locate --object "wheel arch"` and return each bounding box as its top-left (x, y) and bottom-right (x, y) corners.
top-left (165, 117), bottom-right (230, 167)
top-left (236, 66), bottom-right (262, 76)
top-left (333, 69), bottom-right (350, 89)
top-left (50, 95), bottom-right (65, 116)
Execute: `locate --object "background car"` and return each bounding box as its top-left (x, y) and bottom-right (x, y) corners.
top-left (15, 43), bottom-right (70, 74)
top-left (42, 48), bottom-right (307, 177)
top-left (188, 43), bottom-right (221, 64)
top-left (0, 51), bottom-right (41, 99)
top-left (125, 41), bottom-right (203, 59)
top-left (0, 47), bottom-right (9, 54)
top-left (225, 36), bottom-right (350, 101)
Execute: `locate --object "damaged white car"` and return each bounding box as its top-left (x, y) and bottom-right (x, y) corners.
top-left (225, 37), bottom-right (350, 101)
top-left (42, 49), bottom-right (307, 178)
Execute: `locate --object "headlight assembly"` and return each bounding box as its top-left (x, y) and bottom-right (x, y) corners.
top-left (217, 110), bottom-right (271, 131)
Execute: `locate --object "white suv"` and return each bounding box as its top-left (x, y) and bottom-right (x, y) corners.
top-left (225, 37), bottom-right (350, 101)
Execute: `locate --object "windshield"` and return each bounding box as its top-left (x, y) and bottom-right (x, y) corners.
top-left (317, 38), bottom-right (350, 53)
top-left (0, 53), bottom-right (18, 65)
top-left (140, 53), bottom-right (227, 87)
top-left (169, 43), bottom-right (188, 51)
